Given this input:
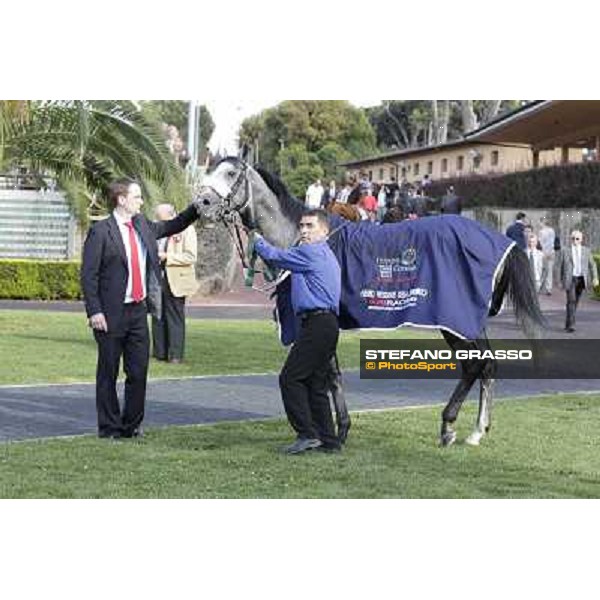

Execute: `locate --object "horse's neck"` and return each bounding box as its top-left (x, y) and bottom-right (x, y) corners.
top-left (248, 176), bottom-right (301, 248)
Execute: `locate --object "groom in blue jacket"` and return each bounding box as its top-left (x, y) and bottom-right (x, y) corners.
top-left (254, 209), bottom-right (342, 454)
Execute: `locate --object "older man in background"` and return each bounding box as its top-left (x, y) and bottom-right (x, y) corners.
top-left (151, 203), bottom-right (199, 363)
top-left (558, 229), bottom-right (599, 333)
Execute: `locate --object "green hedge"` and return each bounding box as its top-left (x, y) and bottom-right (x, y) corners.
top-left (0, 260), bottom-right (82, 300)
top-left (428, 161), bottom-right (600, 209)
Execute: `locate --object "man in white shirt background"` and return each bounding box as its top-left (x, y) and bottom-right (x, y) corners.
top-left (538, 217), bottom-right (556, 295)
top-left (526, 233), bottom-right (544, 292)
top-left (558, 229), bottom-right (599, 333)
top-left (305, 179), bottom-right (324, 209)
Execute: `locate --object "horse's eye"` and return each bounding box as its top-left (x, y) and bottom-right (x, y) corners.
top-left (227, 170), bottom-right (236, 178)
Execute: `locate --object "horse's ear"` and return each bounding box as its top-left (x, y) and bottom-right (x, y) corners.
top-left (239, 143), bottom-right (250, 163)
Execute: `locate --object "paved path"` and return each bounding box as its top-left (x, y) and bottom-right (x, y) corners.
top-left (1, 288), bottom-right (600, 441)
top-left (1, 372), bottom-right (599, 442)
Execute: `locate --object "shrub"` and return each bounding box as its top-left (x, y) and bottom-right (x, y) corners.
top-left (0, 260), bottom-right (82, 300)
top-left (428, 162), bottom-right (600, 209)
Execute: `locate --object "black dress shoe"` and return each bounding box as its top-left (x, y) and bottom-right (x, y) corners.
top-left (283, 438), bottom-right (322, 455)
top-left (565, 327), bottom-right (575, 333)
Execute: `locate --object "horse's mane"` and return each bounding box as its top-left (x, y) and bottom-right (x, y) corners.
top-left (253, 164), bottom-right (306, 224)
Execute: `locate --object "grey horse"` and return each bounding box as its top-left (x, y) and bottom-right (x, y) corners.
top-left (194, 155), bottom-right (545, 447)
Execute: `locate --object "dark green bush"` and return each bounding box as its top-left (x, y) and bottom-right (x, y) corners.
top-left (0, 260), bottom-right (82, 300)
top-left (428, 162), bottom-right (600, 209)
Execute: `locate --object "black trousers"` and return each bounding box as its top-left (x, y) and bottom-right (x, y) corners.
top-left (152, 276), bottom-right (186, 360)
top-left (279, 312), bottom-right (340, 449)
top-left (94, 302), bottom-right (149, 437)
top-left (566, 276), bottom-right (586, 329)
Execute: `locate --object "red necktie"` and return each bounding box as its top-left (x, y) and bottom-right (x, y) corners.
top-left (125, 222), bottom-right (144, 302)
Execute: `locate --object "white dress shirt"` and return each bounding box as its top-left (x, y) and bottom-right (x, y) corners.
top-left (571, 245), bottom-right (583, 277)
top-left (113, 210), bottom-right (148, 302)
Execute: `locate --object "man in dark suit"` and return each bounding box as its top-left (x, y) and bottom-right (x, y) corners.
top-left (81, 178), bottom-right (199, 438)
top-left (558, 229), bottom-right (599, 333)
top-left (440, 186), bottom-right (462, 215)
top-left (505, 212), bottom-right (528, 250)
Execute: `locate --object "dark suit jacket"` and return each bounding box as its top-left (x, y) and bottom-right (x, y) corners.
top-left (505, 221), bottom-right (527, 250)
top-left (440, 193), bottom-right (462, 215)
top-left (81, 204), bottom-right (198, 332)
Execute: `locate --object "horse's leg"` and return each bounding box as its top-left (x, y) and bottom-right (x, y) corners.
top-left (466, 334), bottom-right (496, 446)
top-left (465, 366), bottom-right (495, 446)
top-left (440, 331), bottom-right (483, 447)
top-left (328, 353), bottom-right (351, 444)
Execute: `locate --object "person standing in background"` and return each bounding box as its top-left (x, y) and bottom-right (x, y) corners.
top-left (506, 212), bottom-right (528, 250)
top-left (152, 203), bottom-right (199, 364)
top-left (526, 232), bottom-right (544, 292)
top-left (558, 229), bottom-right (599, 333)
top-left (538, 217), bottom-right (556, 295)
top-left (305, 179), bottom-right (324, 209)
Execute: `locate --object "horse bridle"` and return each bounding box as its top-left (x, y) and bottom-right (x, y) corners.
top-left (200, 159), bottom-right (257, 271)
top-left (202, 159), bottom-right (254, 223)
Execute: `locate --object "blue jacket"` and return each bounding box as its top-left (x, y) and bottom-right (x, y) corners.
top-left (506, 220), bottom-right (527, 250)
top-left (255, 238), bottom-right (341, 315)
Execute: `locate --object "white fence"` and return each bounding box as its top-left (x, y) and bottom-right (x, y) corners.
top-left (0, 190), bottom-right (76, 260)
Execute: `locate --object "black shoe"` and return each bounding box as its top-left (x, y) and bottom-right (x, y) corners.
top-left (283, 438), bottom-right (322, 455)
top-left (565, 327), bottom-right (575, 333)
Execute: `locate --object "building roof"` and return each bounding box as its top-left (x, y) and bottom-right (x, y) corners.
top-left (465, 100), bottom-right (600, 149)
top-left (343, 100), bottom-right (600, 168)
top-left (341, 138), bottom-right (484, 168)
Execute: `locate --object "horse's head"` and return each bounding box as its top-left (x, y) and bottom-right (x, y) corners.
top-left (193, 156), bottom-right (251, 222)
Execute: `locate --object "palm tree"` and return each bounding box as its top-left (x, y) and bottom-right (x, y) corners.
top-left (0, 100), bottom-right (189, 225)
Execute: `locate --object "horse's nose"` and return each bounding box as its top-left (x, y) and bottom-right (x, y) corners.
top-left (202, 198), bottom-right (211, 206)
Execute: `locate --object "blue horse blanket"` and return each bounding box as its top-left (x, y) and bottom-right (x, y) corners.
top-left (275, 215), bottom-right (514, 344)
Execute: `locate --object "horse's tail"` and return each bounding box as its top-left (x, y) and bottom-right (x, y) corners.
top-left (489, 245), bottom-right (548, 338)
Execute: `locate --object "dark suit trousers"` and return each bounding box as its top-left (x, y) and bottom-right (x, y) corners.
top-left (152, 276), bottom-right (186, 360)
top-left (279, 312), bottom-right (340, 449)
top-left (566, 276), bottom-right (586, 328)
top-left (94, 302), bottom-right (149, 437)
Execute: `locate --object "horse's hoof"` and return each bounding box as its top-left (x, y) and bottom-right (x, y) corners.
top-left (465, 432), bottom-right (483, 446)
top-left (338, 420), bottom-right (351, 445)
top-left (440, 431), bottom-right (456, 447)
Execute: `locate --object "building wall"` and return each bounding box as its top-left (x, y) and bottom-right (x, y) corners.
top-left (347, 144), bottom-right (584, 185)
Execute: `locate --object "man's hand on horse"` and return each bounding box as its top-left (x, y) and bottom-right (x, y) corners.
top-left (252, 231), bottom-right (263, 242)
top-left (89, 313), bottom-right (108, 332)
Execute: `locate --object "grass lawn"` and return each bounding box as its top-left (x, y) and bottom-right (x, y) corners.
top-left (0, 309), bottom-right (432, 385)
top-left (1, 394), bottom-right (600, 498)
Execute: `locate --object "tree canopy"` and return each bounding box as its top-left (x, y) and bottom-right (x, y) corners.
top-left (239, 100), bottom-right (377, 197)
top-left (0, 100), bottom-right (190, 225)
top-left (366, 100), bottom-right (526, 151)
